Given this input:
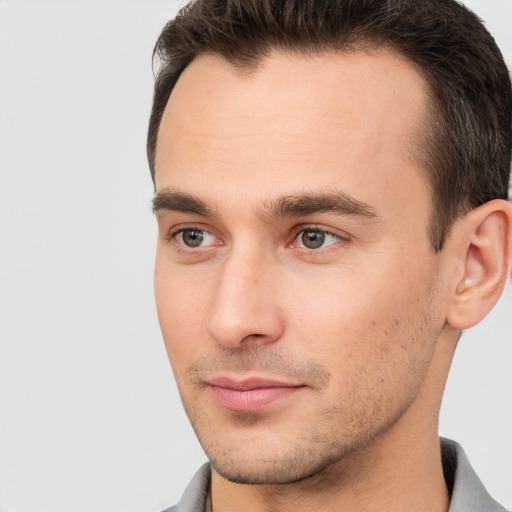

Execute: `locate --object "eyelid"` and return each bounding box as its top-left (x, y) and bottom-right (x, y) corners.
top-left (289, 224), bottom-right (349, 244)
top-left (165, 224), bottom-right (222, 248)
top-left (163, 222), bottom-right (349, 255)
top-left (182, 229), bottom-right (217, 248)
top-left (293, 229), bottom-right (340, 248)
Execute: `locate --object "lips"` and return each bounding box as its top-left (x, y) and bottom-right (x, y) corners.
top-left (207, 377), bottom-right (305, 413)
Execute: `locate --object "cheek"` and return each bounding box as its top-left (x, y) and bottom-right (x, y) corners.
top-left (154, 263), bottom-right (210, 372)
top-left (288, 264), bottom-right (438, 377)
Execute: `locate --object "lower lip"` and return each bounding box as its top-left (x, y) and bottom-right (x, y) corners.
top-left (209, 385), bottom-right (304, 412)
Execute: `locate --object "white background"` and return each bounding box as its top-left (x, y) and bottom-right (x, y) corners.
top-left (0, 1), bottom-right (510, 511)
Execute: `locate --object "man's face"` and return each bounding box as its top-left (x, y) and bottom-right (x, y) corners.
top-left (153, 50), bottom-right (449, 484)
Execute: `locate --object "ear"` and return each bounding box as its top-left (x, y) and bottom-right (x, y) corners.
top-left (446, 199), bottom-right (512, 330)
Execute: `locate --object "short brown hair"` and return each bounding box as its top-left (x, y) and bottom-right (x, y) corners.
top-left (147, 0), bottom-right (512, 250)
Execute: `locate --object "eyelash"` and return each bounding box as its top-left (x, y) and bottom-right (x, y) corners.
top-left (289, 226), bottom-right (343, 251)
top-left (165, 224), bottom-right (348, 254)
top-left (165, 224), bottom-right (220, 250)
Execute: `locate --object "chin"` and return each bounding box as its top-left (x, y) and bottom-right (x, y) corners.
top-left (210, 452), bottom-right (341, 485)
top-left (200, 424), bottom-right (364, 486)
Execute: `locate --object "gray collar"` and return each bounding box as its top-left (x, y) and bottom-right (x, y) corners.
top-left (168, 438), bottom-right (506, 512)
top-left (441, 438), bottom-right (506, 512)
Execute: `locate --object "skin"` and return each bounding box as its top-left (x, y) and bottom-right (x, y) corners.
top-left (153, 50), bottom-right (512, 512)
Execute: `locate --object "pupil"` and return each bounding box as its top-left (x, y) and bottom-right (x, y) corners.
top-left (183, 230), bottom-right (204, 247)
top-left (302, 230), bottom-right (325, 249)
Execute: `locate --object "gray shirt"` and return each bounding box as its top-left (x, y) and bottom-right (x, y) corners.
top-left (163, 438), bottom-right (507, 512)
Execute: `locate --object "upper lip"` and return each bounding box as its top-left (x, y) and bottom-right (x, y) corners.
top-left (207, 376), bottom-right (303, 390)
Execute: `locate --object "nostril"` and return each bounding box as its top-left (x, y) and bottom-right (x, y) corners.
top-left (241, 333), bottom-right (264, 343)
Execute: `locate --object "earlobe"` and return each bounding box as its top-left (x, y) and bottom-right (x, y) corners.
top-left (447, 199), bottom-right (512, 330)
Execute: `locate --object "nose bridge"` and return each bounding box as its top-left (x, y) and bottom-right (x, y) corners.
top-left (205, 244), bottom-right (284, 348)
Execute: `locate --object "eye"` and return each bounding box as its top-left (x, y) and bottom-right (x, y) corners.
top-left (294, 229), bottom-right (341, 250)
top-left (177, 228), bottom-right (217, 248)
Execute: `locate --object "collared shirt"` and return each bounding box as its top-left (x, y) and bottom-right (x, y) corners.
top-left (162, 438), bottom-right (507, 512)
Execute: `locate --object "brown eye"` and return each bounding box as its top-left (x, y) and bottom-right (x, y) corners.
top-left (295, 229), bottom-right (341, 250)
top-left (179, 229), bottom-right (211, 247)
top-left (301, 230), bottom-right (326, 249)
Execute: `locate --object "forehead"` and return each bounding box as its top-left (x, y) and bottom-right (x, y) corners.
top-left (154, 49), bottom-right (430, 220)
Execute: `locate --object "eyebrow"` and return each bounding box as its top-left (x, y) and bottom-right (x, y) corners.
top-left (153, 189), bottom-right (213, 217)
top-left (152, 188), bottom-right (378, 220)
top-left (261, 191), bottom-right (378, 220)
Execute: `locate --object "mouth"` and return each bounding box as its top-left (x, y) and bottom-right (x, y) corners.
top-left (206, 376), bottom-right (306, 413)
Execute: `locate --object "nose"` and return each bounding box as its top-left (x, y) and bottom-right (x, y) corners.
top-left (205, 251), bottom-right (285, 349)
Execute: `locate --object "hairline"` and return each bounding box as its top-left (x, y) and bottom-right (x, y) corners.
top-left (151, 43), bottom-right (456, 252)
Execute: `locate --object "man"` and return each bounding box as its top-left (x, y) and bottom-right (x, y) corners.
top-left (147, 1), bottom-right (512, 511)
